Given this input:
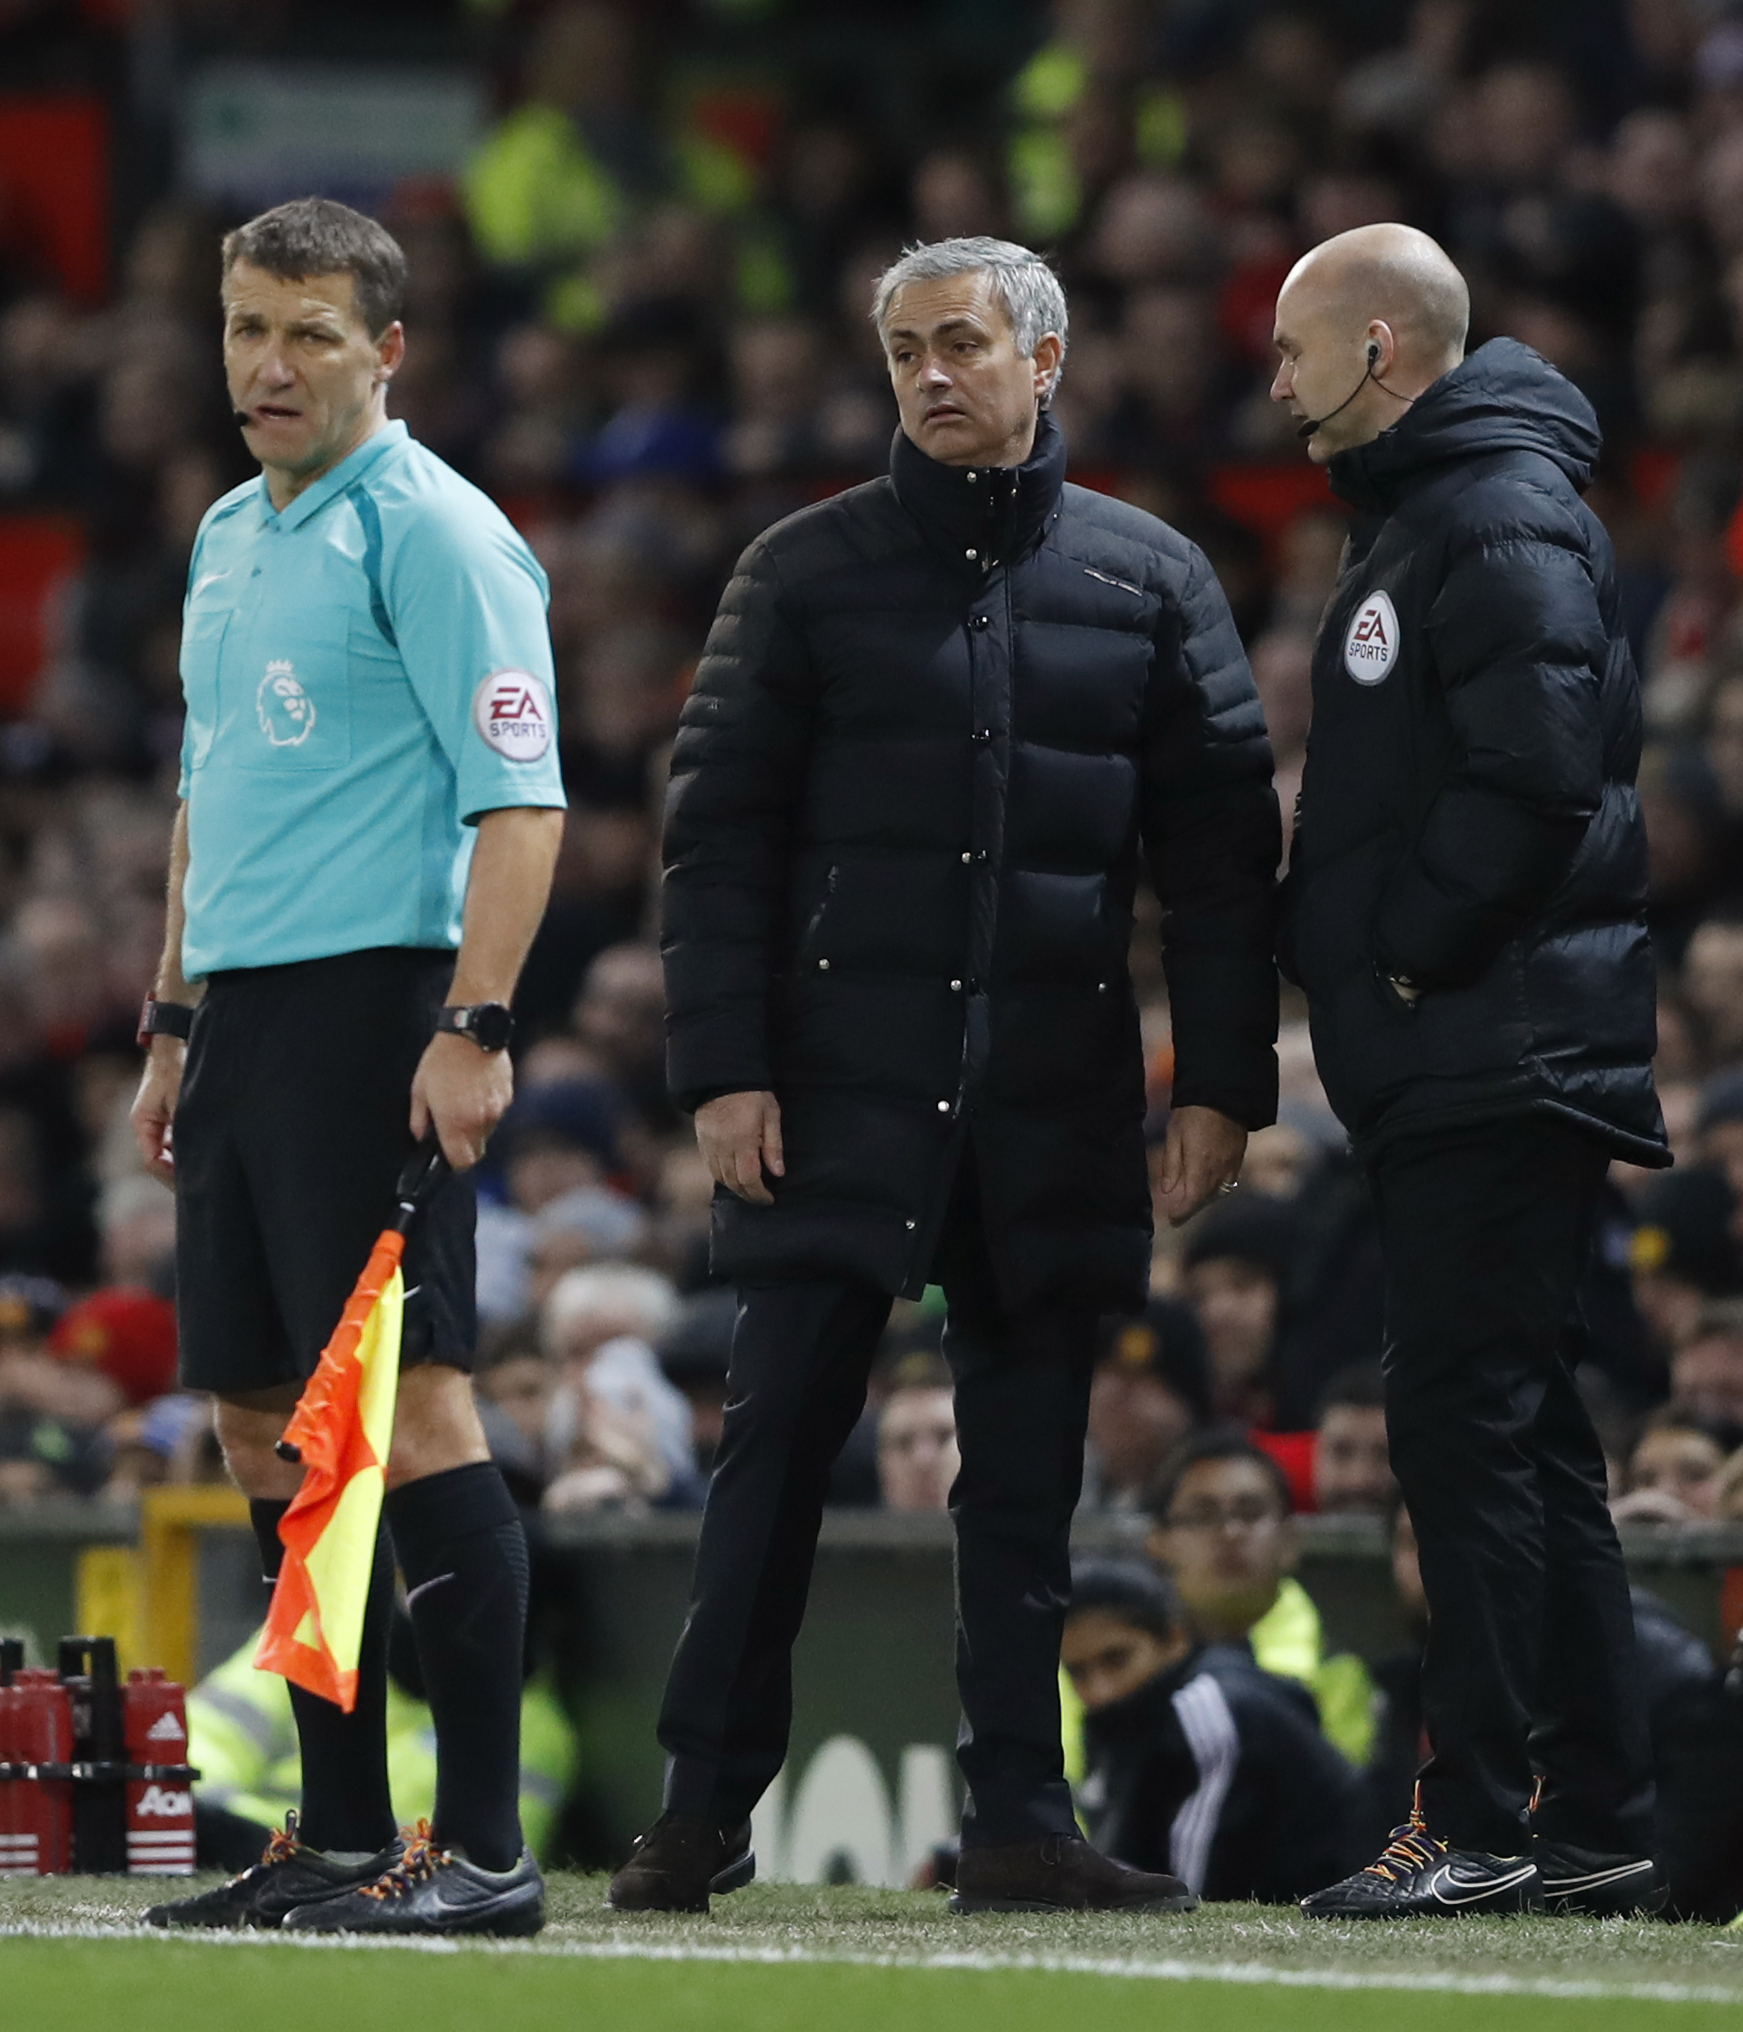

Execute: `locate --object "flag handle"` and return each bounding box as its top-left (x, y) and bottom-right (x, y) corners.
top-left (273, 1136), bottom-right (451, 1465)
top-left (394, 1132), bottom-right (451, 1233)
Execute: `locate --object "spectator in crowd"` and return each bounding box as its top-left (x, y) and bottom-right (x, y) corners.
top-left (876, 1352), bottom-right (959, 1514)
top-left (1669, 1302), bottom-right (1743, 1437)
top-left (1176, 1199), bottom-right (1300, 1429)
top-left (476, 1077), bottom-right (627, 1323)
top-left (473, 1326), bottom-right (557, 1504)
top-left (1064, 1559), bottom-right (1361, 1904)
top-left (1083, 1298), bottom-right (1211, 1510)
top-left (98, 1391), bottom-right (220, 1502)
top-left (1611, 1413), bottom-right (1728, 1524)
top-left (1312, 1365), bottom-right (1396, 1517)
top-left (1629, 1167), bottom-right (1743, 1364)
top-left (540, 1264), bottom-right (698, 1510)
top-left (1145, 1433), bottom-right (1375, 1765)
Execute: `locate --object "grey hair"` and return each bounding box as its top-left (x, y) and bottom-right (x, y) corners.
top-left (871, 237), bottom-right (1069, 401)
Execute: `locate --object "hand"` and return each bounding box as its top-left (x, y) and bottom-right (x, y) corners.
top-left (695, 1089), bottom-right (784, 1205)
top-left (1154, 1104), bottom-right (1248, 1228)
top-left (1609, 1486), bottom-right (1698, 1526)
top-left (411, 1031), bottom-right (514, 1170)
top-left (130, 1037), bottom-right (186, 1186)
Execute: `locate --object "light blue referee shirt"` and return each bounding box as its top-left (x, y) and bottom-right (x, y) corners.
top-left (177, 420), bottom-right (566, 978)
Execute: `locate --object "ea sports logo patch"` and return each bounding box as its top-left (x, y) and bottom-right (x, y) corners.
top-left (474, 670), bottom-right (553, 762)
top-left (1343, 590), bottom-right (1399, 686)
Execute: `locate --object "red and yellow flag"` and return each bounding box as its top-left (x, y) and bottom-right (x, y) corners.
top-left (255, 1230), bottom-right (405, 1712)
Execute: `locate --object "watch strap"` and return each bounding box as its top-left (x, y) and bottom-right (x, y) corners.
top-left (138, 995), bottom-right (195, 1048)
top-left (437, 1002), bottom-right (514, 1052)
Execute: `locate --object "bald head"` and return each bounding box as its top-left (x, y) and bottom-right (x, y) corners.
top-left (1271, 225), bottom-right (1469, 464)
top-left (1284, 225), bottom-right (1468, 361)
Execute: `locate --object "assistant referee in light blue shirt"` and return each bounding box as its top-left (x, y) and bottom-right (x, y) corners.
top-left (130, 199), bottom-right (564, 1938)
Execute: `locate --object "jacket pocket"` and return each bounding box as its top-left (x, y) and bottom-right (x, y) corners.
top-left (1288, 831), bottom-right (1399, 1001)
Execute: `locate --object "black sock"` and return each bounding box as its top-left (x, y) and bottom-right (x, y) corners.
top-left (248, 1497), bottom-right (397, 1856)
top-left (385, 1462), bottom-right (528, 1872)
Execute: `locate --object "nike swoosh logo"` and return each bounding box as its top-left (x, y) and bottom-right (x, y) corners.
top-left (192, 571), bottom-right (230, 598)
top-left (1427, 1861), bottom-right (1538, 1907)
top-left (1543, 1859), bottom-right (1653, 1894)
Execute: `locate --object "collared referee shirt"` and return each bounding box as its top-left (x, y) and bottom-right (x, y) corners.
top-left (177, 419), bottom-right (566, 979)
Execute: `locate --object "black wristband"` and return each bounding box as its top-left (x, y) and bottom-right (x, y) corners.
top-left (138, 995), bottom-right (195, 1048)
top-left (436, 1002), bottom-right (514, 1053)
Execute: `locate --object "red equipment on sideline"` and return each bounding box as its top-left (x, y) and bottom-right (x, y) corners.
top-left (123, 1669), bottom-right (195, 1874)
top-left (0, 1636), bottom-right (197, 1874)
top-left (0, 1661), bottom-right (74, 1875)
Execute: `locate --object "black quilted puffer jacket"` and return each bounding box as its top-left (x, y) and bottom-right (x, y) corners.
top-left (661, 409), bottom-right (1280, 1312)
top-left (1282, 339), bottom-right (1669, 1167)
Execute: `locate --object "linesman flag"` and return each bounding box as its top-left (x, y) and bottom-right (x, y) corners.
top-left (255, 1141), bottom-right (447, 1712)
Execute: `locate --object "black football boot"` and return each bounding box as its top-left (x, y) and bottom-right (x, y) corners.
top-left (1301, 1809), bottom-right (1541, 1919)
top-left (143, 1812), bottom-right (402, 1930)
top-left (282, 1821), bottom-right (546, 1936)
top-left (1535, 1842), bottom-right (1667, 1917)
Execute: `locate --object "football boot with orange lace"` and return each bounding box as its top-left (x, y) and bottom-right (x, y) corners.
top-left (281, 1820), bottom-right (545, 1936)
top-left (1300, 1806), bottom-right (1541, 1919)
top-left (144, 1811), bottom-right (403, 1930)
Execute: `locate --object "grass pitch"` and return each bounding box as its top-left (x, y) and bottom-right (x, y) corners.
top-left (5, 1874), bottom-right (1743, 2030)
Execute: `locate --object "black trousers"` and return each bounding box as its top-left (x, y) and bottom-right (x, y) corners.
top-left (1370, 1114), bottom-right (1654, 1856)
top-left (657, 1165), bottom-right (1097, 1845)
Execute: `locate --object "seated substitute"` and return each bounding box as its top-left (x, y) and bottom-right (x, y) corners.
top-left (1146, 1431), bottom-right (1375, 1765)
top-left (129, 199), bottom-right (566, 1937)
top-left (1064, 1560), bottom-right (1361, 1903)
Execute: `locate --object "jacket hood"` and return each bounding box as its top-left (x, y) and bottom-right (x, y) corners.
top-left (1328, 337), bottom-right (1601, 515)
top-left (889, 403), bottom-right (1066, 566)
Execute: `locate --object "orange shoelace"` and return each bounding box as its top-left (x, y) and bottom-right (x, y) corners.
top-left (1363, 1804), bottom-right (1448, 1886)
top-left (361, 1820), bottom-right (449, 1901)
top-left (247, 1812), bottom-right (305, 1877)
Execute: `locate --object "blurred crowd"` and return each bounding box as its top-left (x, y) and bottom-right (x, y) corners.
top-left (5, 0), bottom-right (1743, 1894)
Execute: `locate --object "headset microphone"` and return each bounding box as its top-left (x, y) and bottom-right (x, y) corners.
top-left (232, 411), bottom-right (252, 428)
top-left (1297, 343), bottom-right (1388, 440)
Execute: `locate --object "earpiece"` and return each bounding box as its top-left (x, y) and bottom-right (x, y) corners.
top-left (1367, 342), bottom-right (1380, 367)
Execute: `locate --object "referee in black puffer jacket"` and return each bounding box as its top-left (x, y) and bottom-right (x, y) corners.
top-left (1270, 224), bottom-right (1670, 1921)
top-left (609, 238), bottom-right (1280, 1918)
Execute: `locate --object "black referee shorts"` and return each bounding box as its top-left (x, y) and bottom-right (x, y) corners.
top-left (174, 947), bottom-right (478, 1396)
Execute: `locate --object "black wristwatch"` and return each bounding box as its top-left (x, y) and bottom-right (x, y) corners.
top-left (137, 994), bottom-right (195, 1048)
top-left (436, 1002), bottom-right (514, 1053)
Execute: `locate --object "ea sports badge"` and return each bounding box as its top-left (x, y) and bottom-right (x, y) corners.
top-left (474, 670), bottom-right (554, 761)
top-left (1343, 590), bottom-right (1399, 685)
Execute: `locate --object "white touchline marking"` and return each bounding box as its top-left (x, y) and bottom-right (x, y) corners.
top-left (0, 1922), bottom-right (1738, 2005)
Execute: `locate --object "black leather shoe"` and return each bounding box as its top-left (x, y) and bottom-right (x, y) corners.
top-left (608, 1813), bottom-right (755, 1913)
top-left (950, 1833), bottom-right (1196, 1914)
top-left (282, 1823), bottom-right (545, 1936)
top-left (1301, 1816), bottom-right (1541, 1919)
top-left (143, 1812), bottom-right (401, 1931)
top-left (1536, 1841), bottom-right (1667, 1917)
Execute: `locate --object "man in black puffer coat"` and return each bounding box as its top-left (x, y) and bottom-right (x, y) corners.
top-left (1270, 225), bottom-right (1669, 1924)
top-left (609, 238), bottom-right (1279, 1917)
